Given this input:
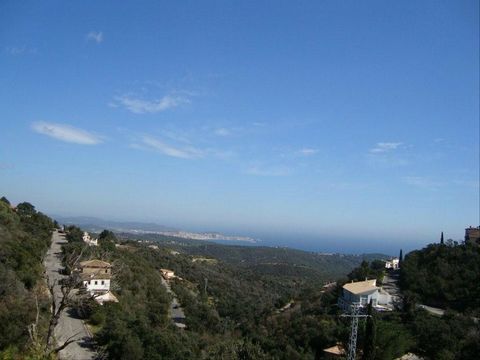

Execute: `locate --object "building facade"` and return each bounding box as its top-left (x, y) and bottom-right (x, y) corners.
top-left (465, 226), bottom-right (480, 246)
top-left (385, 258), bottom-right (400, 270)
top-left (338, 279), bottom-right (392, 311)
top-left (79, 259), bottom-right (112, 294)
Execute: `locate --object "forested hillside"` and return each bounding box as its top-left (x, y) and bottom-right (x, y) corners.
top-left (400, 242), bottom-right (480, 314)
top-left (0, 197), bottom-right (54, 358)
top-left (59, 228), bottom-right (402, 359)
top-left (122, 233), bottom-right (388, 283)
top-left (3, 201), bottom-right (478, 360)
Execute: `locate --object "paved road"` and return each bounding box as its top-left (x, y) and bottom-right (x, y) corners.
top-left (44, 230), bottom-right (96, 360)
top-left (159, 275), bottom-right (186, 328)
top-left (382, 270), bottom-right (403, 309)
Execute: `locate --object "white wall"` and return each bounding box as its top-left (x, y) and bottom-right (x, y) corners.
top-left (83, 279), bottom-right (110, 293)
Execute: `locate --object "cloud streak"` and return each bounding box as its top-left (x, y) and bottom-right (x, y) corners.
top-left (246, 165), bottom-right (291, 177)
top-left (139, 136), bottom-right (203, 159)
top-left (214, 128), bottom-right (231, 137)
top-left (369, 142), bottom-right (402, 153)
top-left (298, 148), bottom-right (318, 156)
top-left (86, 31), bottom-right (103, 44)
top-left (114, 94), bottom-right (189, 114)
top-left (31, 122), bottom-right (103, 145)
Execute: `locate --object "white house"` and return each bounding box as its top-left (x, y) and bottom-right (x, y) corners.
top-left (79, 260), bottom-right (112, 294)
top-left (82, 232), bottom-right (98, 246)
top-left (338, 279), bottom-right (392, 311)
top-left (81, 274), bottom-right (111, 293)
top-left (160, 268), bottom-right (175, 280)
top-left (385, 258), bottom-right (399, 270)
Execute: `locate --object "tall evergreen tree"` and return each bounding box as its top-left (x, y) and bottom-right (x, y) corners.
top-left (362, 299), bottom-right (376, 360)
top-left (399, 249), bottom-right (403, 262)
top-left (440, 232), bottom-right (444, 245)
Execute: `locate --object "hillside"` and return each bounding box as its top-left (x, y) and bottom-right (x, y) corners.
top-left (122, 232), bottom-right (389, 283)
top-left (0, 198), bottom-right (55, 358)
top-left (3, 201), bottom-right (479, 359)
top-left (400, 242), bottom-right (480, 315)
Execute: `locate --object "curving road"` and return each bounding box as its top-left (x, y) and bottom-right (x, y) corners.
top-left (44, 230), bottom-right (97, 360)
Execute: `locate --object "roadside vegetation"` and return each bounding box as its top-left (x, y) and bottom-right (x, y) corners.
top-left (0, 198), bottom-right (55, 359)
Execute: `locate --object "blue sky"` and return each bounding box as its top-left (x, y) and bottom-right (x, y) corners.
top-left (1, 1), bottom-right (478, 254)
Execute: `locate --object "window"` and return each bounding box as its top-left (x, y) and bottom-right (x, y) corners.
top-left (105, 269), bottom-right (108, 273)
top-left (101, 280), bottom-right (104, 285)
top-left (94, 281), bottom-right (98, 285)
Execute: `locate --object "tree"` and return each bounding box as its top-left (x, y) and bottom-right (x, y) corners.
top-left (440, 232), bottom-right (444, 245)
top-left (362, 300), bottom-right (376, 360)
top-left (98, 230), bottom-right (117, 252)
top-left (99, 230), bottom-right (117, 242)
top-left (16, 202), bottom-right (35, 217)
top-left (399, 249), bottom-right (403, 262)
top-left (0, 196), bottom-right (10, 205)
top-left (28, 248), bottom-right (86, 358)
top-left (66, 225), bottom-right (84, 242)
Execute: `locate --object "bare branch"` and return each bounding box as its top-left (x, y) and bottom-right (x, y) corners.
top-left (51, 332), bottom-right (81, 354)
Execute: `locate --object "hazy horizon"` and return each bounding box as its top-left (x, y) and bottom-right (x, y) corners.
top-left (29, 210), bottom-right (467, 256)
top-left (1, 1), bottom-right (478, 254)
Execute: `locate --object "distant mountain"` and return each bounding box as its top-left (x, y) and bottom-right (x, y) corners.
top-left (51, 215), bottom-right (256, 243)
top-left (52, 215), bottom-right (177, 232)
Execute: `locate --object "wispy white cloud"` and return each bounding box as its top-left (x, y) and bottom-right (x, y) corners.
top-left (298, 148), bottom-right (318, 156)
top-left (369, 142), bottom-right (403, 153)
top-left (86, 31), bottom-right (103, 44)
top-left (214, 128), bottom-right (231, 137)
top-left (138, 136), bottom-right (203, 159)
top-left (31, 122), bottom-right (103, 145)
top-left (114, 94), bottom-right (189, 114)
top-left (367, 141), bottom-right (409, 167)
top-left (246, 165), bottom-right (291, 177)
top-left (252, 122), bottom-right (266, 127)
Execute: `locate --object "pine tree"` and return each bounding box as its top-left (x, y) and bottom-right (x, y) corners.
top-left (440, 232), bottom-right (444, 245)
top-left (399, 249), bottom-right (403, 262)
top-left (362, 299), bottom-right (376, 360)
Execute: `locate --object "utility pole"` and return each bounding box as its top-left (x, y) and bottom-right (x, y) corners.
top-left (341, 303), bottom-right (370, 360)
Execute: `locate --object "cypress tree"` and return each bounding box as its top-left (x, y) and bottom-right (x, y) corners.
top-left (440, 232), bottom-right (444, 245)
top-left (399, 249), bottom-right (403, 262)
top-left (362, 299), bottom-right (376, 360)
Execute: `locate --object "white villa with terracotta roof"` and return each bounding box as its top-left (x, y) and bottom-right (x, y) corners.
top-left (338, 279), bottom-right (392, 311)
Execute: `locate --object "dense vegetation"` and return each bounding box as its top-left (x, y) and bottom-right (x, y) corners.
top-left (400, 242), bottom-right (480, 315)
top-left (62, 231), bottom-right (379, 359)
top-left (123, 233), bottom-right (388, 283)
top-left (0, 198), bottom-right (54, 358)
top-left (60, 229), bottom-right (479, 360)
top-left (2, 199), bottom-right (479, 359)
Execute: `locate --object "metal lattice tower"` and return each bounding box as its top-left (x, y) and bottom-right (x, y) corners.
top-left (341, 303), bottom-right (369, 360)
top-left (347, 304), bottom-right (360, 360)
